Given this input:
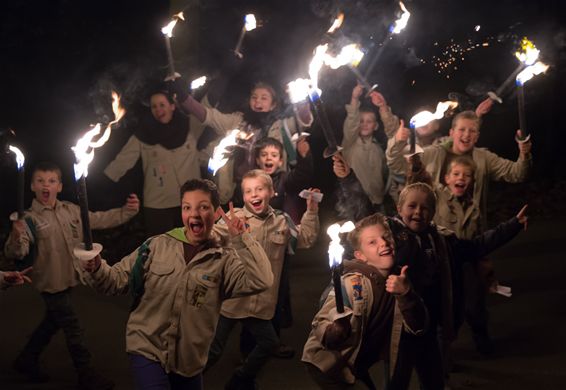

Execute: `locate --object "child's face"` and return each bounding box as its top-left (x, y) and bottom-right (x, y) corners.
top-left (31, 170), bottom-right (62, 207)
top-left (445, 163), bottom-right (474, 197)
top-left (242, 177), bottom-right (274, 216)
top-left (249, 88), bottom-right (276, 112)
top-left (182, 190), bottom-right (216, 245)
top-left (354, 224), bottom-right (395, 273)
top-left (256, 146), bottom-right (283, 175)
top-left (150, 93), bottom-right (175, 124)
top-left (359, 112), bottom-right (378, 137)
top-left (449, 118), bottom-right (479, 155)
top-left (398, 190), bottom-right (434, 233)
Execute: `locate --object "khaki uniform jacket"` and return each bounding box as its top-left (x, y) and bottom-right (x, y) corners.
top-left (342, 103), bottom-right (389, 205)
top-left (104, 114), bottom-right (207, 209)
top-left (387, 140), bottom-right (531, 227)
top-left (213, 206), bottom-right (319, 320)
top-left (4, 199), bottom-right (137, 293)
top-left (434, 184), bottom-right (481, 240)
top-left (302, 269), bottom-right (427, 384)
top-left (86, 229), bottom-right (273, 377)
top-left (203, 107), bottom-right (311, 204)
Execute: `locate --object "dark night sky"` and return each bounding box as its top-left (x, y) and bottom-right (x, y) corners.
top-left (1, 0), bottom-right (565, 218)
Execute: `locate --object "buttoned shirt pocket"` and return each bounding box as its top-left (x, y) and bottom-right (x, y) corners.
top-left (189, 269), bottom-right (220, 308)
top-left (146, 262), bottom-right (176, 294)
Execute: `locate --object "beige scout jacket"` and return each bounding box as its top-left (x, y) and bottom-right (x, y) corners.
top-left (302, 271), bottom-right (426, 384)
top-left (203, 107), bottom-right (311, 204)
top-left (213, 206), bottom-right (319, 320)
top-left (342, 102), bottom-right (389, 205)
top-left (387, 140), bottom-right (531, 228)
top-left (434, 184), bottom-right (481, 240)
top-left (86, 229), bottom-right (273, 377)
top-left (104, 114), bottom-right (207, 209)
top-left (4, 199), bottom-right (137, 293)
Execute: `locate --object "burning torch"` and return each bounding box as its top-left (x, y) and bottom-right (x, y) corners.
top-left (327, 221), bottom-right (355, 313)
top-left (515, 61), bottom-right (549, 140)
top-left (234, 14), bottom-right (259, 59)
top-left (208, 129), bottom-right (254, 176)
top-left (71, 92), bottom-right (125, 260)
top-left (161, 12), bottom-right (185, 79)
top-left (8, 145), bottom-right (25, 220)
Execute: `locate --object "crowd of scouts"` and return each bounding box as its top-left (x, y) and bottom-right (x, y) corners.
top-left (1, 73), bottom-right (532, 390)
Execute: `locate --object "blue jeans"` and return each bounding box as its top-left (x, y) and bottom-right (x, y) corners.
top-left (206, 315), bottom-right (279, 378)
top-left (129, 354), bottom-right (203, 390)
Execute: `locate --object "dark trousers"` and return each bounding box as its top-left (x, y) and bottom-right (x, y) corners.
top-left (207, 315), bottom-right (279, 379)
top-left (129, 353), bottom-right (203, 390)
top-left (462, 261), bottom-right (489, 335)
top-left (20, 288), bottom-right (90, 369)
top-left (389, 330), bottom-right (444, 390)
top-left (144, 207), bottom-right (182, 237)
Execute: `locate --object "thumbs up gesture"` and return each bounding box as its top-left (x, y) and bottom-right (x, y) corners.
top-left (386, 265), bottom-right (410, 296)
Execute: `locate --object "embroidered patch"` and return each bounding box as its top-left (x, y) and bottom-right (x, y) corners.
top-left (190, 285), bottom-right (208, 308)
top-left (351, 276), bottom-right (363, 301)
top-left (202, 274), bottom-right (217, 283)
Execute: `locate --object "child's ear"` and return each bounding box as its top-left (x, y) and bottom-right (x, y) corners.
top-left (354, 250), bottom-right (367, 262)
top-left (57, 182), bottom-right (63, 193)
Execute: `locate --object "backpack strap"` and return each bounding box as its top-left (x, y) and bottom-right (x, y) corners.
top-left (280, 119), bottom-right (297, 166)
top-left (129, 238), bottom-right (153, 311)
top-left (274, 209), bottom-right (298, 255)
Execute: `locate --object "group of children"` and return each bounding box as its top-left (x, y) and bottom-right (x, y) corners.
top-left (2, 76), bottom-right (532, 390)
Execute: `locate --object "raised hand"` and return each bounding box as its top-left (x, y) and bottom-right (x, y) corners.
top-left (386, 265), bottom-right (410, 295)
top-left (297, 137), bottom-right (310, 158)
top-left (125, 194), bottom-right (140, 212)
top-left (306, 187), bottom-right (321, 212)
top-left (516, 204), bottom-right (528, 231)
top-left (11, 220), bottom-right (26, 240)
top-left (369, 91), bottom-right (387, 108)
top-left (82, 255), bottom-right (102, 273)
top-left (516, 130), bottom-right (532, 158)
top-left (217, 202), bottom-right (248, 237)
top-left (475, 97), bottom-right (494, 118)
top-left (332, 153), bottom-right (351, 179)
top-left (395, 119), bottom-right (410, 143)
top-left (351, 84), bottom-right (364, 102)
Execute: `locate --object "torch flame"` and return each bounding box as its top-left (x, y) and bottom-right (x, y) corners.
top-left (516, 61), bottom-right (549, 86)
top-left (208, 130), bottom-right (252, 175)
top-left (327, 221), bottom-right (355, 267)
top-left (8, 145), bottom-right (25, 170)
top-left (190, 76), bottom-right (207, 91)
top-left (72, 91), bottom-right (125, 180)
top-left (161, 12), bottom-right (184, 38)
top-left (410, 101), bottom-right (459, 129)
top-left (390, 1), bottom-right (411, 34)
top-left (327, 12), bottom-right (344, 33)
top-left (287, 78), bottom-right (313, 104)
top-left (515, 37), bottom-right (540, 66)
top-left (244, 14), bottom-right (257, 31)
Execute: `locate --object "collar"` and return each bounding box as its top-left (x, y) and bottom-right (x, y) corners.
top-left (31, 198), bottom-right (61, 212)
top-left (166, 227), bottom-right (220, 248)
top-left (242, 205), bottom-right (275, 221)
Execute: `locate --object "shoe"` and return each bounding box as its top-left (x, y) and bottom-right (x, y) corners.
top-left (77, 367), bottom-right (114, 390)
top-left (272, 343), bottom-right (295, 359)
top-left (473, 331), bottom-right (494, 356)
top-left (225, 371), bottom-right (259, 390)
top-left (13, 354), bottom-right (50, 383)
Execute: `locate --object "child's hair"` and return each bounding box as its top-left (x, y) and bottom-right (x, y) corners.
top-left (241, 169), bottom-right (274, 191)
top-left (150, 90), bottom-right (175, 105)
top-left (451, 110), bottom-right (481, 129)
top-left (398, 182), bottom-right (437, 214)
top-left (251, 82), bottom-right (277, 101)
top-left (253, 137), bottom-right (284, 159)
top-left (180, 179), bottom-right (220, 209)
top-left (347, 213), bottom-right (390, 251)
top-left (32, 161), bottom-right (62, 181)
top-left (447, 155), bottom-right (477, 175)
top-left (359, 107), bottom-right (378, 122)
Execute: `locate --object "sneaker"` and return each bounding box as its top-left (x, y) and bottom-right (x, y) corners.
top-left (272, 343), bottom-right (295, 359)
top-left (13, 354), bottom-right (50, 383)
top-left (225, 371), bottom-right (259, 390)
top-left (77, 367), bottom-right (114, 390)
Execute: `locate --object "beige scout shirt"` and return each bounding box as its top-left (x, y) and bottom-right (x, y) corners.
top-left (302, 271), bottom-right (425, 384)
top-left (203, 107), bottom-right (311, 204)
top-left (4, 199), bottom-right (137, 293)
top-left (104, 114), bottom-right (207, 209)
top-left (86, 230), bottom-right (273, 377)
top-left (387, 140), bottom-right (531, 228)
top-left (342, 103), bottom-right (389, 205)
top-left (213, 206), bottom-right (319, 320)
top-left (434, 184), bottom-right (481, 240)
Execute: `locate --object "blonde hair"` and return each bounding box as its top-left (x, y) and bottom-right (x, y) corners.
top-left (347, 213), bottom-right (390, 251)
top-left (447, 155), bottom-right (476, 175)
top-left (398, 182), bottom-right (437, 214)
top-left (451, 110), bottom-right (481, 129)
top-left (241, 169), bottom-right (274, 191)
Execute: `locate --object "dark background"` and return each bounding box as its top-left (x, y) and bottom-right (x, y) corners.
top-left (1, 0), bottom-right (565, 225)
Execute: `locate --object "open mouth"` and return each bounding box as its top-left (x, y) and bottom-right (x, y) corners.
top-left (250, 199), bottom-right (263, 210)
top-left (41, 190), bottom-right (50, 201)
top-left (264, 162), bottom-right (274, 169)
top-left (454, 182), bottom-right (467, 191)
top-left (189, 221), bottom-right (204, 235)
top-left (379, 248), bottom-right (393, 256)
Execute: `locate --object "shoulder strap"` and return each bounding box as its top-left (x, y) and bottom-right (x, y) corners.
top-left (129, 238), bottom-right (153, 311)
top-left (274, 209), bottom-right (298, 254)
top-left (280, 120), bottom-right (297, 165)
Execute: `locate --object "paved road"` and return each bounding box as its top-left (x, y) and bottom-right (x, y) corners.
top-left (1, 215), bottom-right (565, 389)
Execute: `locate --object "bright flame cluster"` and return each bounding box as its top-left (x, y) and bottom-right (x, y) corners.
top-left (390, 1), bottom-right (411, 34)
top-left (327, 221), bottom-right (355, 268)
top-left (516, 61), bottom-right (549, 86)
top-left (327, 12), bottom-right (344, 34)
top-left (190, 76), bottom-right (207, 91)
top-left (515, 37), bottom-right (539, 66)
top-left (244, 14), bottom-right (257, 31)
top-left (8, 145), bottom-right (25, 170)
top-left (208, 130), bottom-right (252, 175)
top-left (72, 92), bottom-right (125, 180)
top-left (161, 12), bottom-right (185, 37)
top-left (410, 101), bottom-right (458, 129)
